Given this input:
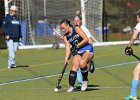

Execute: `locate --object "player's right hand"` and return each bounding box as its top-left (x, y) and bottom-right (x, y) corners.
top-left (125, 46), bottom-right (133, 56)
top-left (71, 45), bottom-right (78, 56)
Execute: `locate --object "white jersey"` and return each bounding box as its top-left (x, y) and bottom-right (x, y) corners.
top-left (134, 23), bottom-right (140, 32)
top-left (81, 25), bottom-right (92, 38)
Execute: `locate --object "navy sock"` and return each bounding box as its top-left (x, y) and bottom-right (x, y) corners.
top-left (80, 67), bottom-right (88, 81)
top-left (69, 70), bottom-right (77, 86)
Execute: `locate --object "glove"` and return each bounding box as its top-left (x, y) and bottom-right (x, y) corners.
top-left (125, 46), bottom-right (133, 56)
top-left (71, 45), bottom-right (78, 56)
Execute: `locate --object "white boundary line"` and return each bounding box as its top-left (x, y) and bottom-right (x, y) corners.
top-left (0, 60), bottom-right (138, 86)
top-left (87, 86), bottom-right (130, 89)
top-left (0, 86), bottom-right (130, 91)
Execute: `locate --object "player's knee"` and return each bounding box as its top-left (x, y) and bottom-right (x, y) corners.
top-left (79, 60), bottom-right (87, 68)
top-left (71, 65), bottom-right (79, 72)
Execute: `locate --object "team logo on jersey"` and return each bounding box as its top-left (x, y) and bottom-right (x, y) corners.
top-left (11, 20), bottom-right (20, 24)
top-left (68, 34), bottom-right (80, 43)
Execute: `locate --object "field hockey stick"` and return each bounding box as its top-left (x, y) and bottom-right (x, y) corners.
top-left (53, 29), bottom-right (62, 37)
top-left (131, 53), bottom-right (140, 61)
top-left (54, 52), bottom-right (72, 92)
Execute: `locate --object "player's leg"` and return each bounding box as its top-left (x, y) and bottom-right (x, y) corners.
top-left (79, 51), bottom-right (93, 91)
top-left (87, 56), bottom-right (95, 73)
top-left (67, 55), bottom-right (81, 92)
top-left (6, 39), bottom-right (16, 68)
top-left (77, 68), bottom-right (83, 87)
top-left (123, 62), bottom-right (140, 100)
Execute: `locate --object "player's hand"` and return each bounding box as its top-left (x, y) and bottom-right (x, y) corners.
top-left (125, 46), bottom-right (133, 56)
top-left (71, 45), bottom-right (78, 56)
top-left (5, 35), bottom-right (10, 40)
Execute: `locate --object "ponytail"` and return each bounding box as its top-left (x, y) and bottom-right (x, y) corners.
top-left (74, 10), bottom-right (82, 20)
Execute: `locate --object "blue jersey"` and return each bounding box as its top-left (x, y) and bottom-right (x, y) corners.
top-left (65, 26), bottom-right (93, 53)
top-left (2, 14), bottom-right (22, 42)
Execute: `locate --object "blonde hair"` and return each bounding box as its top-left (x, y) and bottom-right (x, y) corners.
top-left (74, 10), bottom-right (82, 20)
top-left (76, 10), bottom-right (81, 16)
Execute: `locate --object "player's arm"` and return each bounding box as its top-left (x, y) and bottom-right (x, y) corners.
top-left (127, 28), bottom-right (139, 47)
top-left (63, 36), bottom-right (71, 64)
top-left (75, 26), bottom-right (88, 47)
top-left (125, 28), bottom-right (139, 56)
top-left (88, 37), bottom-right (94, 45)
top-left (83, 26), bottom-right (94, 45)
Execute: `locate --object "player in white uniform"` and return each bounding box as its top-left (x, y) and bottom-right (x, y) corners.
top-left (124, 9), bottom-right (140, 100)
top-left (73, 15), bottom-right (95, 87)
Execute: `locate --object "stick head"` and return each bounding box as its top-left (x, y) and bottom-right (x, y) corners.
top-left (53, 29), bottom-right (62, 37)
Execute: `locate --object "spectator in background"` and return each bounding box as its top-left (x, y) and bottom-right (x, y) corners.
top-left (2, 5), bottom-right (22, 68)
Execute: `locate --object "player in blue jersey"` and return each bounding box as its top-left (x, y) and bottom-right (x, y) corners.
top-left (123, 9), bottom-right (140, 100)
top-left (60, 19), bottom-right (93, 92)
top-left (2, 5), bottom-right (22, 68)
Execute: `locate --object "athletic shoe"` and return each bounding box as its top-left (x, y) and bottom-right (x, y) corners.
top-left (67, 86), bottom-right (74, 92)
top-left (123, 95), bottom-right (137, 100)
top-left (78, 82), bottom-right (82, 87)
top-left (81, 81), bottom-right (88, 91)
top-left (8, 64), bottom-right (16, 69)
top-left (76, 82), bottom-right (82, 89)
top-left (89, 61), bottom-right (95, 73)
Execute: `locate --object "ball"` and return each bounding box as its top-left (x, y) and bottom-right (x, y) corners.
top-left (54, 88), bottom-right (59, 92)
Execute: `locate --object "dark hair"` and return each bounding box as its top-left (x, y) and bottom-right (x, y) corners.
top-left (136, 9), bottom-right (140, 17)
top-left (60, 19), bottom-right (72, 27)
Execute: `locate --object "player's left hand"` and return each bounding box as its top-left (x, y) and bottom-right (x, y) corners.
top-left (125, 46), bottom-right (133, 56)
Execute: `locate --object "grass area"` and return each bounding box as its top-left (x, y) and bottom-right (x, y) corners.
top-left (0, 44), bottom-right (140, 100)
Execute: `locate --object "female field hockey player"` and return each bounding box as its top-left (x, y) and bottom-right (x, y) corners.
top-left (60, 19), bottom-right (93, 92)
top-left (73, 14), bottom-right (95, 87)
top-left (124, 9), bottom-right (140, 100)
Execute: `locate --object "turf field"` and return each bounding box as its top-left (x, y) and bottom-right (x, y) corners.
top-left (0, 44), bottom-right (140, 100)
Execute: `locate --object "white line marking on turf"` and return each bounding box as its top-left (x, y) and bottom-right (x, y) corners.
top-left (0, 60), bottom-right (138, 86)
top-left (95, 60), bottom-right (137, 70)
top-left (87, 86), bottom-right (130, 89)
top-left (0, 86), bottom-right (130, 91)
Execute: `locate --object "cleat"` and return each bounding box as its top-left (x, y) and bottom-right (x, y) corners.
top-left (76, 82), bottom-right (82, 89)
top-left (8, 64), bottom-right (16, 69)
top-left (81, 81), bottom-right (88, 91)
top-left (67, 86), bottom-right (74, 93)
top-left (89, 61), bottom-right (95, 73)
top-left (78, 82), bottom-right (82, 87)
top-left (123, 95), bottom-right (137, 100)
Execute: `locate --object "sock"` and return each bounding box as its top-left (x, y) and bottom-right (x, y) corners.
top-left (80, 67), bottom-right (88, 81)
top-left (130, 80), bottom-right (139, 97)
top-left (69, 70), bottom-right (77, 87)
top-left (77, 68), bottom-right (83, 84)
